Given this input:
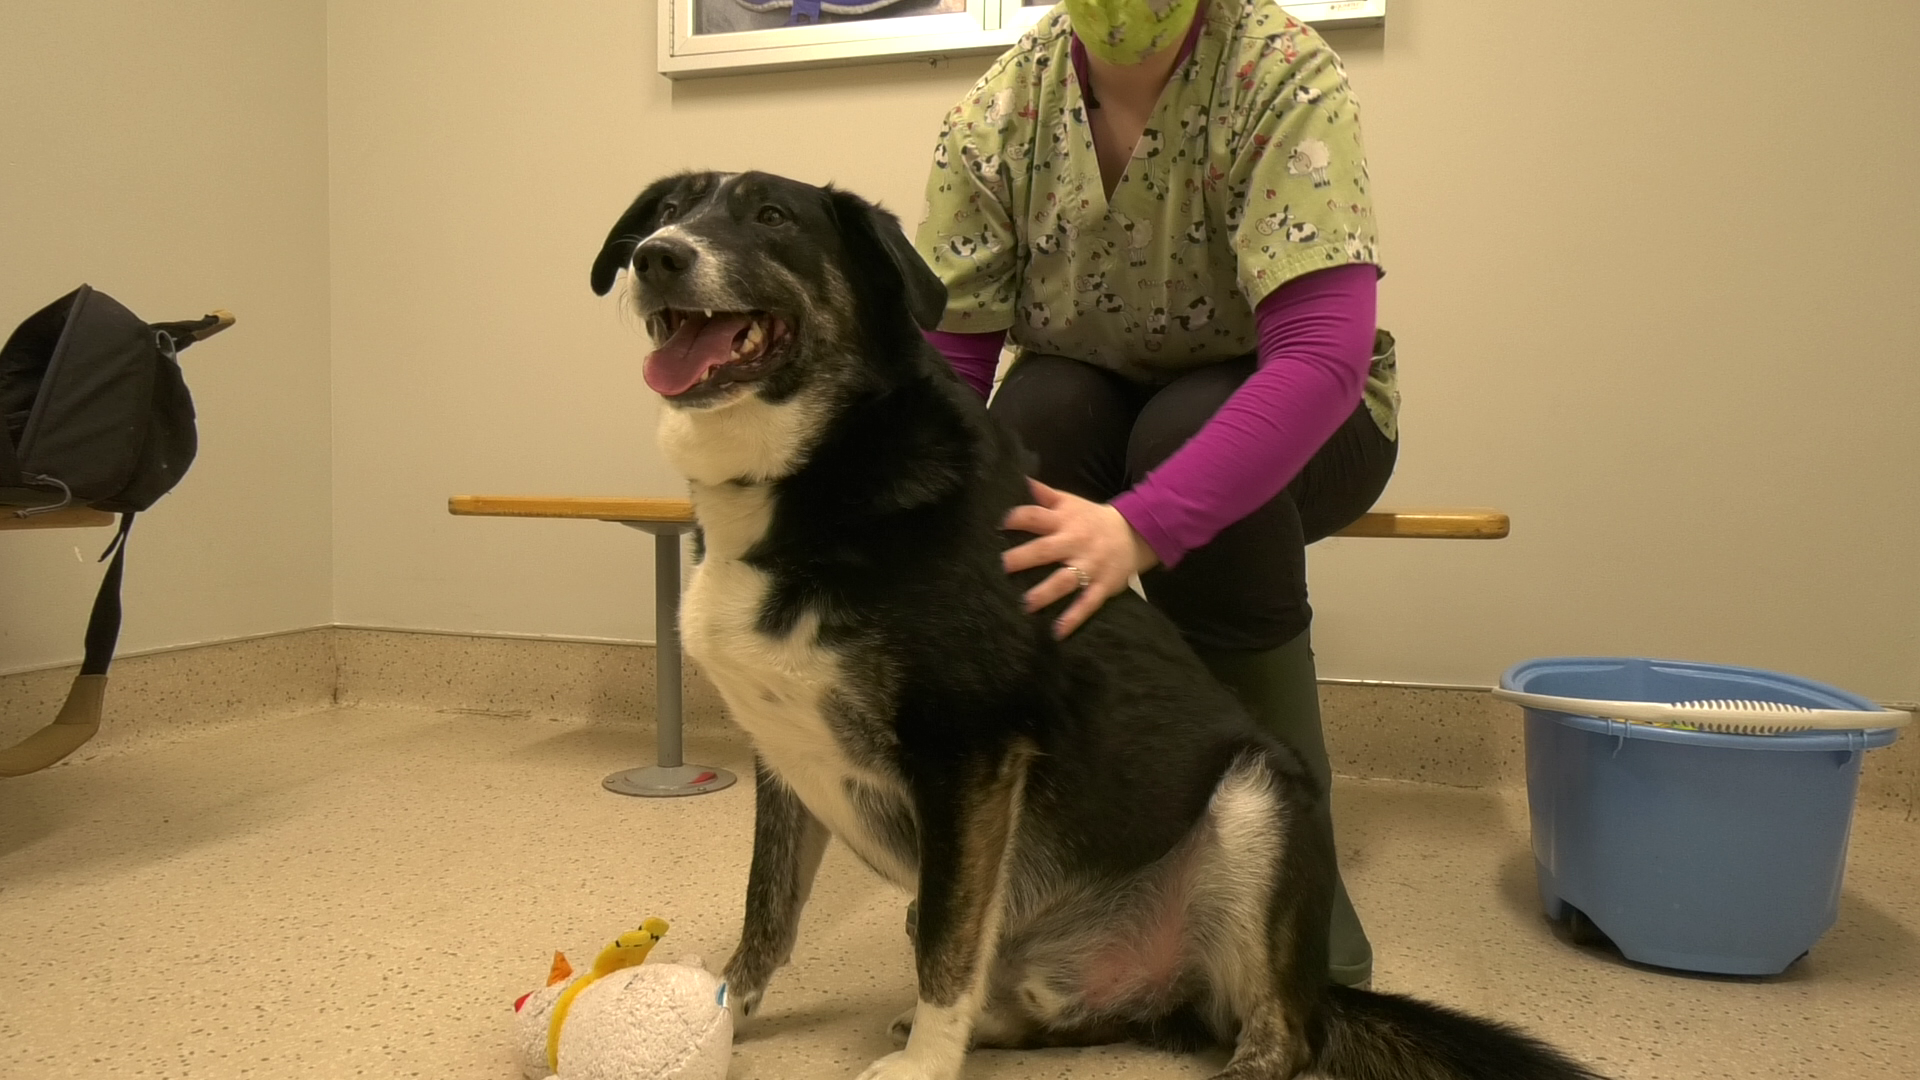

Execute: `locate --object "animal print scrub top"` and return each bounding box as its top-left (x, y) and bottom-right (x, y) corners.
top-left (916, 0), bottom-right (1397, 439)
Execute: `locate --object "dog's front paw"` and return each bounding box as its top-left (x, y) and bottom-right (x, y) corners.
top-left (726, 984), bottom-right (765, 1038)
top-left (854, 1051), bottom-right (956, 1080)
top-left (888, 1005), bottom-right (916, 1047)
top-left (721, 969), bottom-right (767, 1038)
top-left (722, 954), bottom-right (770, 1035)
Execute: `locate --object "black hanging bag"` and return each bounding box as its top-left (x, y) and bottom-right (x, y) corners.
top-left (1, 285), bottom-right (232, 776)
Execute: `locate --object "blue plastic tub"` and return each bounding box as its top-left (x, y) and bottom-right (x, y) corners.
top-left (1503, 657), bottom-right (1901, 975)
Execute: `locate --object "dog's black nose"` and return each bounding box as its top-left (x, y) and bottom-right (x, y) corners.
top-left (633, 235), bottom-right (698, 285)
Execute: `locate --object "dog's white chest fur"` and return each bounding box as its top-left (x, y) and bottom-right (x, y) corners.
top-left (663, 397), bottom-right (916, 888)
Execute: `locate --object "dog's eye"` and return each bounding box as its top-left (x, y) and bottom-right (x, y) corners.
top-left (756, 206), bottom-right (788, 227)
top-left (660, 202), bottom-right (680, 222)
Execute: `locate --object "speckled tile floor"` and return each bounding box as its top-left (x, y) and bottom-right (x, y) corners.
top-left (0, 706), bottom-right (1913, 1080)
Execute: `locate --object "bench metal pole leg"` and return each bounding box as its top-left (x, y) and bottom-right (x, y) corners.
top-left (602, 524), bottom-right (736, 798)
top-left (655, 528), bottom-right (683, 769)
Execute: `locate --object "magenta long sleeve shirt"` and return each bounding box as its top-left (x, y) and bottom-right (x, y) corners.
top-left (923, 262), bottom-right (1378, 567)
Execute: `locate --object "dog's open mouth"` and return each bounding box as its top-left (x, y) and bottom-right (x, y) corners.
top-left (644, 309), bottom-right (793, 399)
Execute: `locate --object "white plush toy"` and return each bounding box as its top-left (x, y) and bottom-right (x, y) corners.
top-left (512, 918), bottom-right (733, 1080)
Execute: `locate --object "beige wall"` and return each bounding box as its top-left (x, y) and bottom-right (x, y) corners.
top-left (327, 0), bottom-right (982, 647)
top-left (1306, 0), bottom-right (1919, 700)
top-left (0, 1), bottom-right (332, 673)
top-left (9, 1), bottom-right (1916, 703)
top-left (330, 0), bottom-right (1918, 701)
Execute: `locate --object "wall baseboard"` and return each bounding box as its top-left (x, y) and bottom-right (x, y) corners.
top-left (331, 625), bottom-right (730, 733)
top-left (0, 628), bottom-right (338, 767)
top-left (4, 626), bottom-right (1911, 816)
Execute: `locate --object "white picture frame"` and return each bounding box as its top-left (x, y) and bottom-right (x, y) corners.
top-left (657, 0), bottom-right (1385, 79)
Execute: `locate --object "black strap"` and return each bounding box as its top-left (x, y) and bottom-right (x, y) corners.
top-left (79, 513), bottom-right (134, 677)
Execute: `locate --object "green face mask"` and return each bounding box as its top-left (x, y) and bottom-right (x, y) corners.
top-left (1062, 0), bottom-right (1201, 66)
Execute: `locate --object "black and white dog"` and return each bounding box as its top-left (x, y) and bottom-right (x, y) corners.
top-left (590, 171), bottom-right (1602, 1080)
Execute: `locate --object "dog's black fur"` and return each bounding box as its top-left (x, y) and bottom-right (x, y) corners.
top-left (592, 170), bottom-right (1604, 1080)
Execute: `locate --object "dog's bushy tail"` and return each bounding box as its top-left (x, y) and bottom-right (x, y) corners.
top-left (1314, 984), bottom-right (1607, 1080)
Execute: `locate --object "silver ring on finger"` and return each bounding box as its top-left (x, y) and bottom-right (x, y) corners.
top-left (1064, 564), bottom-right (1091, 591)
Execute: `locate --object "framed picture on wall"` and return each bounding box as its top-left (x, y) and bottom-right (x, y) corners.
top-left (657, 0), bottom-right (1385, 79)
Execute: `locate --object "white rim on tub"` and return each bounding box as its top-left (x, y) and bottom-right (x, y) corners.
top-left (1491, 688), bottom-right (1912, 735)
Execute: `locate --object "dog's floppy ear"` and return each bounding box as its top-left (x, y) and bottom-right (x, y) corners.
top-left (827, 188), bottom-right (948, 331)
top-left (590, 177), bottom-right (680, 296)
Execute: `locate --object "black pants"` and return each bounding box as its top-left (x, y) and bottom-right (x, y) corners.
top-left (990, 352), bottom-right (1398, 652)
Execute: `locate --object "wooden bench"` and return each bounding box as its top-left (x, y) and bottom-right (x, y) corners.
top-left (448, 496), bottom-right (1509, 539)
top-left (449, 494), bottom-right (1508, 798)
top-left (0, 507), bottom-right (118, 532)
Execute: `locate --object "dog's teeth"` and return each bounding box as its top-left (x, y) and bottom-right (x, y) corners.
top-left (704, 308), bottom-right (713, 319)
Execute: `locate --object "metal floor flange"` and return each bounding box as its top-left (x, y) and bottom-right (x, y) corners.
top-left (603, 520), bottom-right (735, 798)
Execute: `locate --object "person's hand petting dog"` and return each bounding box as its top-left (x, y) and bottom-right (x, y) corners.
top-left (1002, 478), bottom-right (1159, 638)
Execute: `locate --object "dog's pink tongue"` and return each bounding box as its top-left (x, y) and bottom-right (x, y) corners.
top-left (646, 313), bottom-right (752, 396)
